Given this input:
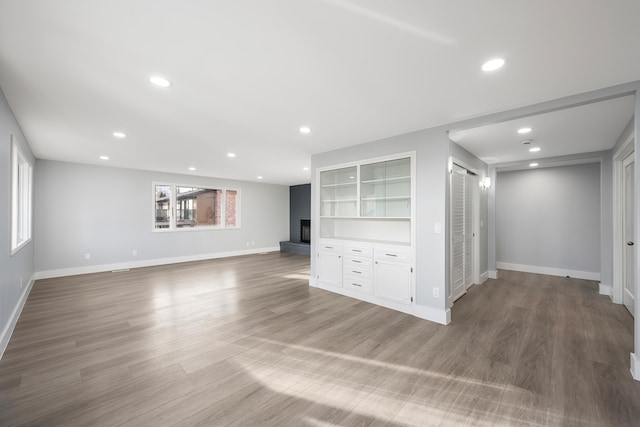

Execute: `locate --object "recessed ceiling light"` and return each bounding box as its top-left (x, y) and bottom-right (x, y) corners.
top-left (257, 176), bottom-right (263, 180)
top-left (518, 127), bottom-right (532, 134)
top-left (188, 167), bottom-right (196, 171)
top-left (303, 167), bottom-right (309, 171)
top-left (299, 126), bottom-right (311, 134)
top-left (227, 152), bottom-right (236, 158)
top-left (149, 75), bottom-right (172, 88)
top-left (481, 58), bottom-right (505, 72)
top-left (112, 131), bottom-right (126, 139)
top-left (529, 147), bottom-right (541, 153)
top-left (99, 155), bottom-right (109, 160)
top-left (529, 163), bottom-right (539, 167)
top-left (349, 176), bottom-right (355, 179)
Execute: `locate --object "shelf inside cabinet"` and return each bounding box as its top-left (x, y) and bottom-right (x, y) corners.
top-left (361, 196), bottom-right (410, 201)
top-left (320, 182), bottom-right (357, 188)
top-left (360, 176), bottom-right (410, 184)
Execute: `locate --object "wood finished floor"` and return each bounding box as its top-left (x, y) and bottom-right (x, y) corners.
top-left (1, 252), bottom-right (639, 426)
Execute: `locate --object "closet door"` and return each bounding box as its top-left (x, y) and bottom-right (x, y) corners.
top-left (451, 165), bottom-right (466, 301)
top-left (464, 173), bottom-right (474, 289)
top-left (623, 151), bottom-right (635, 316)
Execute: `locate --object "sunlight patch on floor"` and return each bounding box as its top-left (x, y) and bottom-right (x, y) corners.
top-left (283, 273), bottom-right (310, 280)
top-left (233, 337), bottom-right (512, 425)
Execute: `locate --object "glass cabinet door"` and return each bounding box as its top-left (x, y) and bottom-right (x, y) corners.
top-left (320, 166), bottom-right (357, 217)
top-left (360, 157), bottom-right (410, 217)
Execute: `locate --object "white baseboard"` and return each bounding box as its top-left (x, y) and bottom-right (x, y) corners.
top-left (1, 275), bottom-right (36, 360)
top-left (631, 353), bottom-right (640, 381)
top-left (496, 262), bottom-right (600, 281)
top-left (34, 247), bottom-right (281, 280)
top-left (477, 271), bottom-right (489, 284)
top-left (599, 283), bottom-right (612, 297)
top-left (488, 270), bottom-right (498, 279)
top-left (314, 281), bottom-right (450, 325)
top-left (413, 305), bottom-right (450, 325)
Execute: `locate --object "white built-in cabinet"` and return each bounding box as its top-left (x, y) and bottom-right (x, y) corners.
top-left (315, 153), bottom-right (415, 313)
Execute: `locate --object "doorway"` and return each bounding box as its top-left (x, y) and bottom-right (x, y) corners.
top-left (623, 150), bottom-right (635, 316)
top-left (614, 134), bottom-right (636, 313)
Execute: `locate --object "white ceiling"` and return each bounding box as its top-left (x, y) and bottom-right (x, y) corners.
top-left (0, 1), bottom-right (639, 185)
top-left (449, 95), bottom-right (636, 165)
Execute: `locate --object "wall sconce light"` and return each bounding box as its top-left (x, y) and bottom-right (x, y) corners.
top-left (482, 176), bottom-right (492, 189)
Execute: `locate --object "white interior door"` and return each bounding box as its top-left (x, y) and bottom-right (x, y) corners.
top-left (464, 173), bottom-right (474, 289)
top-left (451, 165), bottom-right (467, 301)
top-left (623, 152), bottom-right (635, 316)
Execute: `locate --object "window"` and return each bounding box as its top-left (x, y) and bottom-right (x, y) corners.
top-left (10, 136), bottom-right (33, 255)
top-left (153, 183), bottom-right (240, 231)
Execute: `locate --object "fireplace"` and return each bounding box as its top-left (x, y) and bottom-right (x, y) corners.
top-left (300, 219), bottom-right (310, 244)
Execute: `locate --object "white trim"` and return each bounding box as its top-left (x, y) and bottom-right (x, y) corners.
top-left (488, 270), bottom-right (498, 279)
top-left (496, 262), bottom-right (600, 281)
top-left (631, 353), bottom-right (640, 381)
top-left (613, 133), bottom-right (635, 305)
top-left (1, 275), bottom-right (35, 360)
top-left (314, 281), bottom-right (449, 325)
top-left (151, 182), bottom-right (241, 232)
top-left (478, 271), bottom-right (489, 284)
top-left (413, 305), bottom-right (451, 325)
top-left (10, 136), bottom-right (33, 256)
top-left (599, 283), bottom-right (612, 297)
top-left (33, 247), bottom-right (280, 280)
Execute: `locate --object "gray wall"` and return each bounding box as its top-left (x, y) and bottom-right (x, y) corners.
top-left (0, 87), bottom-right (36, 346)
top-left (312, 127), bottom-right (449, 312)
top-left (289, 184), bottom-right (311, 242)
top-left (35, 160), bottom-right (289, 272)
top-left (496, 163), bottom-right (601, 274)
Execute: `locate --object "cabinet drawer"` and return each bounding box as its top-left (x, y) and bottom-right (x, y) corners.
top-left (375, 249), bottom-right (410, 262)
top-left (344, 256), bottom-right (372, 268)
top-left (344, 246), bottom-right (373, 257)
top-left (344, 277), bottom-right (372, 293)
top-left (343, 266), bottom-right (372, 279)
top-left (319, 243), bottom-right (342, 254)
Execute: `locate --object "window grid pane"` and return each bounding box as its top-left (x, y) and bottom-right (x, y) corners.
top-left (154, 185), bottom-right (172, 229)
top-left (225, 190), bottom-right (238, 227)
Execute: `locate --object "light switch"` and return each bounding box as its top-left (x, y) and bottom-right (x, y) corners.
top-left (434, 223), bottom-right (442, 234)
top-left (480, 220), bottom-right (484, 227)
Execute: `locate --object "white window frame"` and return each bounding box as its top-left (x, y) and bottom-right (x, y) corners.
top-left (10, 136), bottom-right (33, 255)
top-left (151, 182), bottom-right (241, 232)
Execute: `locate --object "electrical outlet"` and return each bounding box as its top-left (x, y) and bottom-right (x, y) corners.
top-left (246, 241), bottom-right (250, 247)
top-left (433, 287), bottom-right (439, 298)
top-left (251, 240), bottom-right (255, 246)
top-left (85, 253), bottom-right (91, 260)
top-left (132, 249), bottom-right (138, 256)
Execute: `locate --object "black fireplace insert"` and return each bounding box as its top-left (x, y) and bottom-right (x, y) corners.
top-left (300, 219), bottom-right (310, 244)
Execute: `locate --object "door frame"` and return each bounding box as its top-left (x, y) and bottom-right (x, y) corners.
top-left (448, 158), bottom-right (480, 308)
top-left (613, 133), bottom-right (635, 305)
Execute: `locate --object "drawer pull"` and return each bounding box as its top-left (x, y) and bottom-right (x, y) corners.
top-left (352, 260), bottom-right (362, 263)
top-left (352, 270), bottom-right (362, 274)
top-left (352, 249), bottom-right (362, 252)
top-left (325, 246), bottom-right (333, 249)
top-left (352, 283), bottom-right (362, 287)
top-left (385, 253), bottom-right (398, 257)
